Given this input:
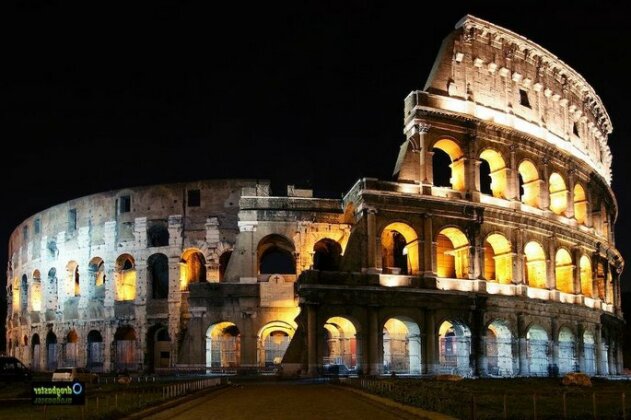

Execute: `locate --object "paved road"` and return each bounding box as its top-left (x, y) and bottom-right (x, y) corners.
top-left (145, 383), bottom-right (425, 419)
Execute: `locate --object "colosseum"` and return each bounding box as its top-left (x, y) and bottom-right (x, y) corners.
top-left (5, 15), bottom-right (625, 377)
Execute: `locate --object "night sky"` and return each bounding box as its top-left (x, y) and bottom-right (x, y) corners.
top-left (2, 1), bottom-right (631, 342)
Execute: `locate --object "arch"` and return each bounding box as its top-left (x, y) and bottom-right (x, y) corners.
top-left (219, 250), bottom-right (233, 281)
top-left (115, 254), bottom-right (137, 301)
top-left (596, 262), bottom-right (606, 301)
top-left (580, 256), bottom-right (593, 297)
top-left (518, 160), bottom-right (541, 207)
top-left (66, 261), bottom-right (80, 297)
top-left (323, 316), bottom-right (359, 371)
top-left (549, 172), bottom-right (569, 215)
top-left (257, 321), bottom-right (295, 368)
top-left (380, 223), bottom-right (419, 275)
top-left (180, 248), bottom-right (207, 290)
top-left (33, 270), bottom-right (41, 281)
top-left (558, 327), bottom-right (577, 374)
top-left (524, 241), bottom-right (547, 289)
top-left (436, 227), bottom-right (469, 279)
top-left (479, 149), bottom-right (508, 198)
top-left (583, 330), bottom-right (596, 375)
top-left (313, 238), bottom-right (342, 271)
top-left (147, 325), bottom-right (171, 371)
top-left (484, 233), bottom-right (512, 284)
top-left (46, 331), bottom-right (57, 371)
top-left (438, 320), bottom-right (471, 376)
top-left (433, 139), bottom-right (465, 191)
top-left (89, 257), bottom-right (106, 299)
top-left (20, 274), bottom-right (28, 312)
top-left (31, 334), bottom-right (41, 371)
top-left (526, 324), bottom-right (549, 376)
top-left (574, 184), bottom-right (588, 225)
top-left (555, 248), bottom-right (574, 294)
top-left (206, 322), bottom-right (240, 369)
top-left (147, 253), bottom-right (169, 299)
top-left (257, 234), bottom-right (296, 275)
top-left (30, 270), bottom-right (42, 312)
top-left (114, 326), bottom-right (138, 372)
top-left (486, 320), bottom-right (514, 376)
top-left (87, 330), bottom-right (104, 372)
top-left (382, 317), bottom-right (421, 375)
top-left (64, 330), bottom-right (79, 366)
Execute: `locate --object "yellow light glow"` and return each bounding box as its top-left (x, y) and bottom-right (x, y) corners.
top-left (524, 241), bottom-right (546, 289)
top-left (115, 254), bottom-right (137, 301)
top-left (30, 282), bottom-right (42, 312)
top-left (555, 248), bottom-right (574, 294)
top-left (549, 172), bottom-right (568, 215)
top-left (436, 227), bottom-right (469, 279)
top-left (380, 222), bottom-right (419, 275)
top-left (480, 149), bottom-right (507, 198)
top-left (579, 255), bottom-right (592, 297)
top-left (518, 160), bottom-right (541, 208)
top-left (574, 184), bottom-right (587, 224)
top-left (434, 139), bottom-right (465, 192)
top-left (485, 233), bottom-right (512, 284)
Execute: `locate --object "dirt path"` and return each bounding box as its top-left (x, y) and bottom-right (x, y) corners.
top-left (145, 383), bottom-right (425, 419)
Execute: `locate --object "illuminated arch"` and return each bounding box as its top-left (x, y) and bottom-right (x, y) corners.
top-left (89, 257), bottom-right (106, 299)
top-left (30, 270), bottom-right (42, 312)
top-left (115, 254), bottom-right (137, 301)
top-left (479, 149), bottom-right (508, 198)
top-left (549, 172), bottom-right (569, 215)
top-left (323, 316), bottom-right (359, 370)
top-left (579, 255), bottom-right (593, 297)
top-left (382, 317), bottom-right (421, 374)
top-left (433, 139), bottom-right (465, 191)
top-left (574, 184), bottom-right (588, 225)
top-left (484, 233), bottom-right (512, 284)
top-left (558, 327), bottom-right (577, 374)
top-left (436, 227), bottom-right (469, 279)
top-left (180, 248), bottom-right (207, 290)
top-left (524, 241), bottom-right (547, 289)
top-left (526, 324), bottom-right (549, 376)
top-left (380, 222), bottom-right (419, 275)
top-left (486, 320), bottom-right (514, 376)
top-left (257, 321), bottom-right (295, 367)
top-left (257, 234), bottom-right (296, 275)
top-left (66, 261), bottom-right (80, 297)
top-left (596, 262), bottom-right (606, 301)
top-left (64, 330), bottom-right (79, 366)
top-left (583, 331), bottom-right (596, 375)
top-left (438, 320), bottom-right (471, 376)
top-left (555, 248), bottom-right (574, 294)
top-left (518, 160), bottom-right (540, 208)
top-left (206, 322), bottom-right (241, 369)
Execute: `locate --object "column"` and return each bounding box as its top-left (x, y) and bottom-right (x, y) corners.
top-left (422, 214), bottom-right (435, 277)
top-left (423, 309), bottom-right (437, 374)
top-left (307, 304), bottom-right (317, 376)
top-left (577, 324), bottom-right (586, 373)
top-left (550, 318), bottom-right (559, 375)
top-left (546, 237), bottom-right (556, 291)
top-left (473, 309), bottom-right (485, 376)
top-left (517, 314), bottom-right (528, 375)
top-left (541, 160), bottom-right (550, 210)
top-left (365, 208), bottom-right (378, 272)
top-left (595, 325), bottom-right (606, 375)
top-left (573, 247), bottom-right (582, 295)
top-left (368, 307), bottom-right (380, 375)
top-left (513, 229), bottom-right (524, 285)
top-left (509, 145), bottom-right (519, 201)
top-left (418, 123), bottom-right (431, 186)
top-left (565, 170), bottom-right (575, 219)
top-left (241, 312), bottom-right (257, 370)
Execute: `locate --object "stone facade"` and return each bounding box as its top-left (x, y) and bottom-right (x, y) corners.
top-left (5, 15), bottom-right (624, 377)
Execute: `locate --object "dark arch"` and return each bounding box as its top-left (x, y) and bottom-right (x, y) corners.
top-left (115, 326), bottom-right (138, 372)
top-left (87, 330), bottom-right (104, 372)
top-left (313, 239), bottom-right (342, 271)
top-left (432, 148), bottom-right (452, 188)
top-left (479, 159), bottom-right (492, 195)
top-left (258, 234), bottom-right (296, 275)
top-left (31, 333), bottom-right (41, 371)
top-left (148, 253), bottom-right (169, 299)
top-left (46, 331), bottom-right (58, 371)
top-left (219, 250), bottom-right (233, 281)
top-left (147, 222), bottom-right (169, 247)
top-left (20, 274), bottom-right (28, 312)
top-left (147, 325), bottom-right (171, 372)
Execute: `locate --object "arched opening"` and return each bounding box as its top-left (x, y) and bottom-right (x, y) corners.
top-left (433, 139), bottom-right (465, 191)
top-left (46, 331), bottom-right (57, 371)
top-left (380, 223), bottom-right (419, 275)
top-left (31, 270), bottom-right (42, 312)
top-left (382, 317), bottom-right (421, 375)
top-left (313, 239), bottom-right (342, 271)
top-left (580, 256), bottom-right (593, 297)
top-left (180, 249), bottom-right (207, 290)
top-left (148, 253), bottom-right (169, 299)
top-left (518, 160), bottom-right (540, 208)
top-left (558, 327), bottom-right (577, 374)
top-left (486, 320), bottom-right (513, 376)
top-left (438, 320), bottom-right (471, 376)
top-left (20, 274), bottom-right (28, 312)
top-left (114, 326), bottom-right (138, 372)
top-left (64, 330), bottom-right (79, 367)
top-left (257, 234), bottom-right (296, 275)
top-left (47, 268), bottom-right (58, 310)
top-left (89, 257), bottom-right (106, 299)
top-left (583, 331), bottom-right (596, 375)
top-left (484, 233), bottom-right (512, 283)
top-left (219, 250), bottom-right (233, 281)
top-left (87, 330), bottom-right (104, 372)
top-left (206, 322), bottom-right (240, 369)
top-left (574, 184), bottom-right (588, 225)
top-left (115, 254), bottom-right (136, 301)
top-left (436, 227), bottom-right (469, 279)
top-left (596, 262), bottom-right (606, 301)
top-left (257, 321), bottom-right (294, 368)
top-left (555, 248), bottom-right (574, 294)
top-left (148, 326), bottom-right (171, 370)
top-left (479, 149), bottom-right (508, 198)
top-left (526, 325), bottom-right (549, 376)
top-left (323, 316), bottom-right (359, 372)
top-left (66, 261), bottom-right (80, 297)
top-left (32, 334), bottom-right (41, 371)
top-left (549, 172), bottom-right (569, 215)
top-left (524, 241), bottom-right (547, 289)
